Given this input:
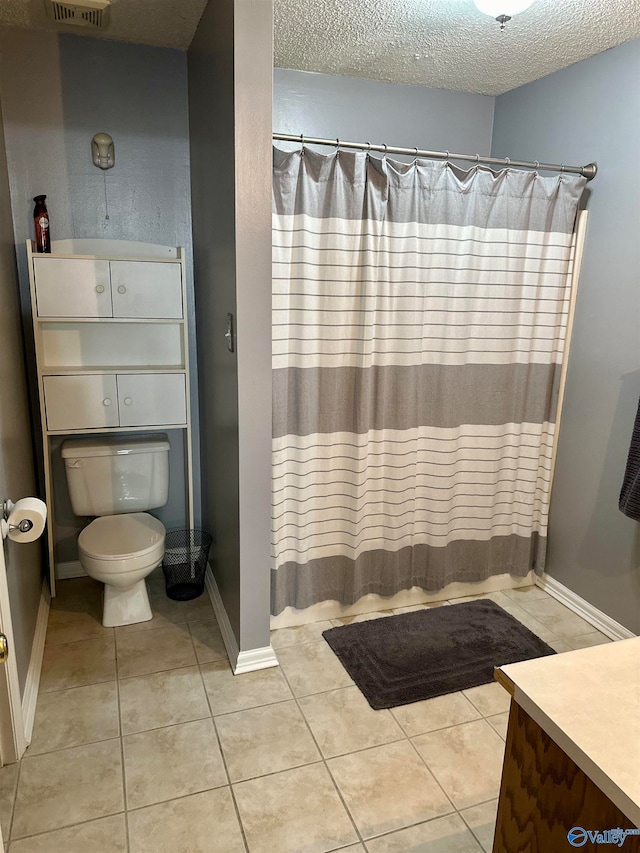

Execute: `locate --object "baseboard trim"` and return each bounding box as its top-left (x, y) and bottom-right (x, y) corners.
top-left (22, 579), bottom-right (50, 744)
top-left (536, 574), bottom-right (636, 641)
top-left (56, 560), bottom-right (86, 580)
top-left (204, 565), bottom-right (278, 675)
top-left (204, 565), bottom-right (239, 670)
top-left (234, 646), bottom-right (279, 674)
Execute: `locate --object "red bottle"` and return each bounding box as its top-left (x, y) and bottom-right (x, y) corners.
top-left (33, 195), bottom-right (51, 253)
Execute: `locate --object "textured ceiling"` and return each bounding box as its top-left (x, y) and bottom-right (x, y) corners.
top-left (274, 0), bottom-right (640, 95)
top-left (0, 0), bottom-right (639, 95)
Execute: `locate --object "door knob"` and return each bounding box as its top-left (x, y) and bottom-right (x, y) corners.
top-left (95, 285), bottom-right (105, 294)
top-left (117, 285), bottom-right (127, 294)
top-left (0, 634), bottom-right (9, 663)
top-left (103, 398), bottom-right (112, 406)
top-left (123, 397), bottom-right (132, 406)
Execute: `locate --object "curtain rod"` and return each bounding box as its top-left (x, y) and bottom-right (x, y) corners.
top-left (273, 133), bottom-right (598, 181)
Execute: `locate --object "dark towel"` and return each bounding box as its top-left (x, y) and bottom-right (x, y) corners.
top-left (619, 396), bottom-right (640, 521)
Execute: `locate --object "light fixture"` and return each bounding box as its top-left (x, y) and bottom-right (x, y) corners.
top-left (91, 132), bottom-right (115, 170)
top-left (473, 0), bottom-right (535, 29)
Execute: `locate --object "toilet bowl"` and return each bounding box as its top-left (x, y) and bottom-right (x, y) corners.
top-left (78, 512), bottom-right (166, 627)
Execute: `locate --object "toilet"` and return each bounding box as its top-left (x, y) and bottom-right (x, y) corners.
top-left (61, 435), bottom-right (170, 627)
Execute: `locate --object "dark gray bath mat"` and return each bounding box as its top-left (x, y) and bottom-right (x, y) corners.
top-left (322, 599), bottom-right (555, 710)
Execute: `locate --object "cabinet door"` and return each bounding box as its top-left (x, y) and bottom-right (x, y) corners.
top-left (117, 374), bottom-right (187, 427)
top-left (34, 258), bottom-right (112, 318)
top-left (110, 261), bottom-right (183, 319)
top-left (43, 375), bottom-right (119, 431)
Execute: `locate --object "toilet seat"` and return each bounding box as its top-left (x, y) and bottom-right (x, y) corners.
top-left (79, 512), bottom-right (165, 575)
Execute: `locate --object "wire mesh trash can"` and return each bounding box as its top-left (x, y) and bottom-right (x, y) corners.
top-left (162, 529), bottom-right (212, 601)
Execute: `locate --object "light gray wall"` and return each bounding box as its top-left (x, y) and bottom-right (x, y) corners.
top-left (189, 0), bottom-right (273, 652)
top-left (0, 30), bottom-right (200, 564)
top-left (492, 39), bottom-right (640, 634)
top-left (0, 97), bottom-right (43, 697)
top-left (274, 68), bottom-right (495, 158)
top-left (235, 0), bottom-right (274, 652)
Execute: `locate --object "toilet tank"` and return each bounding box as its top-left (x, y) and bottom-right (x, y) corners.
top-left (61, 435), bottom-right (170, 516)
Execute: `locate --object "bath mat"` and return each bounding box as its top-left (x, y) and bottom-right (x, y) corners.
top-left (322, 599), bottom-right (555, 710)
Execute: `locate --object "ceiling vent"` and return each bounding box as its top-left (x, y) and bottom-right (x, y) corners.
top-left (44, 0), bottom-right (111, 29)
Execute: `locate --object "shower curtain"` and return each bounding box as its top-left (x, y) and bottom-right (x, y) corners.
top-left (271, 147), bottom-right (585, 615)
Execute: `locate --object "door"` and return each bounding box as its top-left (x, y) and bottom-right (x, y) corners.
top-left (117, 373), bottom-right (187, 427)
top-left (0, 527), bottom-right (26, 767)
top-left (43, 375), bottom-right (119, 431)
top-left (110, 261), bottom-right (183, 319)
top-left (33, 258), bottom-right (112, 318)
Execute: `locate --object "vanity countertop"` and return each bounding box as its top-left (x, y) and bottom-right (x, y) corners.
top-left (497, 636), bottom-right (640, 827)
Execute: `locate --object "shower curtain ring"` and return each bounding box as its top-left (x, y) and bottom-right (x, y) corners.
top-left (505, 157), bottom-right (511, 167)
top-left (475, 153), bottom-right (480, 164)
top-left (413, 147), bottom-right (419, 164)
top-left (382, 143), bottom-right (388, 157)
top-left (560, 163), bottom-right (565, 172)
top-left (300, 134), bottom-right (305, 156)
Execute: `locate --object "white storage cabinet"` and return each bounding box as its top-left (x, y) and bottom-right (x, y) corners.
top-left (28, 239), bottom-right (194, 595)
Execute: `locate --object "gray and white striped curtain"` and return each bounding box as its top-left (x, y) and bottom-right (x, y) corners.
top-left (271, 147), bottom-right (585, 615)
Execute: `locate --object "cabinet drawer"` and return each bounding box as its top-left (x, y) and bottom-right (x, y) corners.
top-left (43, 375), bottom-right (119, 431)
top-left (110, 261), bottom-right (183, 319)
top-left (117, 374), bottom-right (187, 427)
top-left (34, 258), bottom-right (112, 318)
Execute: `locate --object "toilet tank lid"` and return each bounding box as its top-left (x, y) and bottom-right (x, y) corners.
top-left (61, 435), bottom-right (170, 459)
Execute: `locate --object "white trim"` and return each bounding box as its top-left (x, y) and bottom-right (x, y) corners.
top-left (56, 560), bottom-right (86, 580)
top-left (536, 574), bottom-right (636, 641)
top-left (204, 565), bottom-right (278, 675)
top-left (234, 646), bottom-right (279, 674)
top-left (205, 565), bottom-right (239, 670)
top-left (22, 580), bottom-right (50, 744)
top-left (547, 210), bottom-right (588, 506)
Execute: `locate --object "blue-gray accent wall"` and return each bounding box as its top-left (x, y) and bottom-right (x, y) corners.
top-left (0, 29), bottom-right (200, 561)
top-left (492, 39), bottom-right (640, 634)
top-left (274, 68), bottom-right (495, 159)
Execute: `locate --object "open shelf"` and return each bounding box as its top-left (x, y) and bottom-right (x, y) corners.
top-left (46, 423), bottom-right (189, 436)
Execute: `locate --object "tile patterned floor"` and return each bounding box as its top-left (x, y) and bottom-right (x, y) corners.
top-left (0, 575), bottom-right (613, 852)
